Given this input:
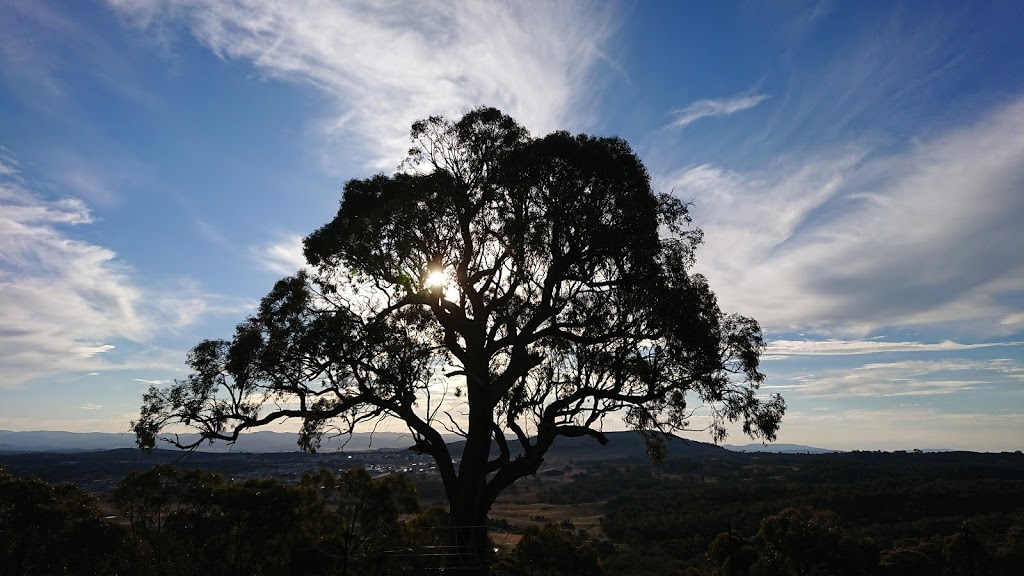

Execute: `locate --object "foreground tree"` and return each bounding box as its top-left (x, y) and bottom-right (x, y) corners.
top-left (503, 522), bottom-right (605, 575)
top-left (133, 107), bottom-right (784, 571)
top-left (1, 465), bottom-right (133, 574)
top-left (296, 468), bottom-right (420, 575)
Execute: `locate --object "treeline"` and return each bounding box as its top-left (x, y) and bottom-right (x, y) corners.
top-left (3, 450), bottom-right (1024, 575)
top-left (2, 463), bottom-right (427, 575)
top-left (0, 463), bottom-right (599, 575)
top-left (538, 451), bottom-right (1024, 574)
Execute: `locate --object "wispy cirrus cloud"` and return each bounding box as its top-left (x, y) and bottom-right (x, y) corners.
top-left (0, 153), bottom-right (248, 389)
top-left (1002, 312), bottom-right (1024, 328)
top-left (108, 0), bottom-right (620, 169)
top-left (251, 233), bottom-right (306, 276)
top-left (668, 93), bottom-right (768, 129)
top-left (763, 357), bottom-right (1024, 400)
top-left (670, 96), bottom-right (1024, 337)
top-left (767, 339), bottom-right (1022, 357)
top-left (0, 148), bottom-right (18, 176)
top-left (0, 171), bottom-right (144, 386)
top-left (151, 277), bottom-right (254, 331)
top-left (775, 406), bottom-right (1023, 451)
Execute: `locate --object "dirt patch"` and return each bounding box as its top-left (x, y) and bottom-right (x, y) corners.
top-left (489, 500), bottom-right (607, 536)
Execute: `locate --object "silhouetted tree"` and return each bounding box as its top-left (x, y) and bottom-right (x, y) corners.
top-left (113, 464), bottom-right (181, 564)
top-left (747, 507), bottom-right (878, 576)
top-left (879, 543), bottom-right (939, 576)
top-left (133, 107), bottom-right (784, 572)
top-left (295, 468), bottom-right (420, 575)
top-left (708, 528), bottom-right (758, 576)
top-left (995, 515), bottom-right (1024, 575)
top-left (943, 522), bottom-right (993, 576)
top-left (502, 522), bottom-right (605, 576)
top-left (116, 466), bottom-right (307, 575)
top-left (1, 465), bottom-right (132, 575)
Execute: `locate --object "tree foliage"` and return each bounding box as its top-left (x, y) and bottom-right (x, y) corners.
top-left (295, 468), bottom-right (420, 575)
top-left (112, 464), bottom-right (181, 563)
top-left (500, 521), bottom-right (606, 576)
top-left (4, 449), bottom-right (1023, 575)
top-left (110, 465), bottom-right (421, 576)
top-left (132, 107), bottom-right (784, 565)
top-left (0, 465), bottom-right (133, 575)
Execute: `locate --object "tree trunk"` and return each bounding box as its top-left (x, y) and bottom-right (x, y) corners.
top-left (448, 501), bottom-right (489, 574)
top-left (446, 383), bottom-right (494, 575)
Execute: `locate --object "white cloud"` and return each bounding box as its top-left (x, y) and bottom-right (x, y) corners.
top-left (671, 96), bottom-right (1024, 336)
top-left (151, 277), bottom-right (254, 330)
top-left (0, 157), bottom-right (247, 389)
top-left (0, 175), bottom-right (146, 387)
top-left (132, 378), bottom-right (169, 386)
top-left (0, 413), bottom-right (140, 433)
top-left (0, 148), bottom-right (19, 176)
top-left (775, 407), bottom-right (1023, 452)
top-left (252, 233), bottom-right (306, 276)
top-left (108, 0), bottom-right (620, 169)
top-left (1002, 312), bottom-right (1024, 328)
top-left (75, 343), bottom-right (117, 358)
top-left (762, 357), bottom-right (1023, 399)
top-left (767, 339), bottom-right (1021, 356)
top-left (669, 93), bottom-right (769, 129)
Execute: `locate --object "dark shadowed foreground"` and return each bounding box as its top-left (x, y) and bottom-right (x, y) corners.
top-left (3, 445), bottom-right (1022, 574)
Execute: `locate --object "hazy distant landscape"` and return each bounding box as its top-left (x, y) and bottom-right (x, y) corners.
top-left (4, 429), bottom-right (956, 455)
top-left (0, 429), bottom-right (443, 453)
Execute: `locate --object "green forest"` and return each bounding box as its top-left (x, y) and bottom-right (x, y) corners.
top-left (2, 449), bottom-right (1022, 575)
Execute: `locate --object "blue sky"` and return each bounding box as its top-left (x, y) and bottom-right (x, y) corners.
top-left (1, 0), bottom-right (1022, 451)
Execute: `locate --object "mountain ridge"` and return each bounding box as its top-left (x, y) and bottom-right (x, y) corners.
top-left (0, 429), bottom-right (432, 453)
top-left (1, 429), bottom-right (725, 458)
top-left (723, 442), bottom-right (843, 454)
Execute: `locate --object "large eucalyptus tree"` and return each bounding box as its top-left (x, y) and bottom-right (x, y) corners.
top-left (134, 107), bottom-right (784, 571)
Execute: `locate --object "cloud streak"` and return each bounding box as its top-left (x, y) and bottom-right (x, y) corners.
top-left (0, 171), bottom-right (144, 386)
top-left (0, 154), bottom-right (249, 388)
top-left (765, 356), bottom-right (1019, 401)
top-left (762, 357), bottom-right (1023, 400)
top-left (670, 96), bottom-right (1024, 336)
top-left (252, 233), bottom-right (306, 276)
top-left (669, 93), bottom-right (768, 129)
top-left (775, 407), bottom-right (1023, 451)
top-left (767, 339), bottom-right (1022, 357)
top-left (108, 0), bottom-right (620, 169)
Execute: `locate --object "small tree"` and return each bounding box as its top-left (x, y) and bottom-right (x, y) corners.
top-left (507, 522), bottom-right (605, 575)
top-left (747, 507), bottom-right (879, 576)
top-left (133, 107), bottom-right (784, 572)
top-left (112, 464), bottom-right (181, 564)
top-left (297, 468), bottom-right (420, 575)
top-left (1, 466), bottom-right (133, 575)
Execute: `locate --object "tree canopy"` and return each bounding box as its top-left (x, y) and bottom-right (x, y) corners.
top-left (133, 107), bottom-right (784, 568)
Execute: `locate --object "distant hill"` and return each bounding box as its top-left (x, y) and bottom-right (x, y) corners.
top-left (2, 429), bottom-right (728, 459)
top-left (446, 431), bottom-right (727, 462)
top-left (0, 430), bottom-right (138, 453)
top-left (723, 442), bottom-right (843, 454)
top-left (0, 430), bottom-right (445, 453)
top-left (546, 431), bottom-right (726, 460)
